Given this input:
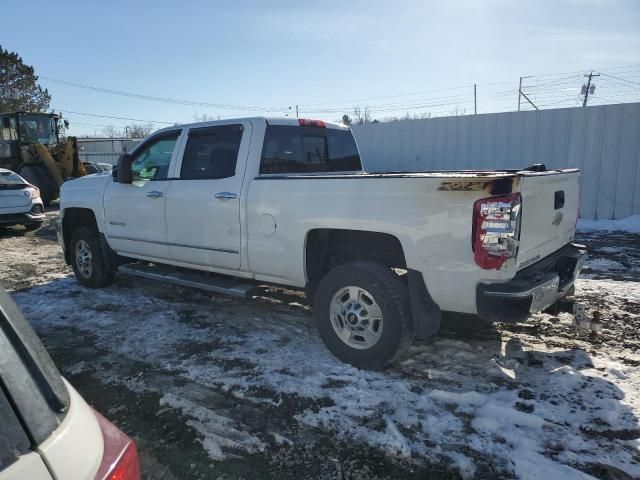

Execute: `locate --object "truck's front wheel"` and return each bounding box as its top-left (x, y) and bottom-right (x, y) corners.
top-left (313, 261), bottom-right (414, 369)
top-left (70, 227), bottom-right (114, 288)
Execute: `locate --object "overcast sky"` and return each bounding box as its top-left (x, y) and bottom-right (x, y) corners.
top-left (4, 0), bottom-right (640, 135)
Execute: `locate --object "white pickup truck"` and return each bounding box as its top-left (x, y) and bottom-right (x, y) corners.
top-left (57, 117), bottom-right (586, 368)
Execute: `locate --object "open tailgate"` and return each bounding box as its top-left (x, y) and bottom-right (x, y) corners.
top-left (516, 169), bottom-right (580, 270)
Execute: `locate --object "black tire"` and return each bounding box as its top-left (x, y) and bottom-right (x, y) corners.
top-left (23, 222), bottom-right (42, 232)
top-left (313, 261), bottom-right (414, 370)
top-left (69, 226), bottom-right (114, 288)
top-left (17, 164), bottom-right (59, 206)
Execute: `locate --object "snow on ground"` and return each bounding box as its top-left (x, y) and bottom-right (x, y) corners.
top-left (2, 214), bottom-right (640, 479)
top-left (9, 266), bottom-right (640, 478)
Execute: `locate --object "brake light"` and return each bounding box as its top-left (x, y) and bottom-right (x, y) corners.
top-left (472, 192), bottom-right (522, 270)
top-left (298, 118), bottom-right (326, 128)
top-left (93, 410), bottom-right (141, 480)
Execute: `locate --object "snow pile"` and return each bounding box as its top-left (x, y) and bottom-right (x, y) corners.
top-left (159, 393), bottom-right (265, 460)
top-left (577, 214), bottom-right (640, 234)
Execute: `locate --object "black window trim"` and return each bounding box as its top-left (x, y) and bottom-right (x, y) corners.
top-left (0, 381), bottom-right (31, 473)
top-left (0, 289), bottom-right (70, 446)
top-left (130, 129), bottom-right (182, 182)
top-left (129, 128), bottom-right (182, 158)
top-left (177, 123), bottom-right (244, 181)
top-left (258, 125), bottom-right (362, 176)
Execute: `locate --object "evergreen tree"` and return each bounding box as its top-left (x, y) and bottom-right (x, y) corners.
top-left (0, 45), bottom-right (51, 112)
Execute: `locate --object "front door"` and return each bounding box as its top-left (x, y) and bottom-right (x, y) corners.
top-left (103, 130), bottom-right (182, 259)
top-left (165, 123), bottom-right (250, 270)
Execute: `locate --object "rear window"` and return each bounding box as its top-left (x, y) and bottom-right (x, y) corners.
top-left (259, 125), bottom-right (362, 174)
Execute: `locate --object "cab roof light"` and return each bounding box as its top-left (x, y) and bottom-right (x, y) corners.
top-left (298, 119), bottom-right (326, 128)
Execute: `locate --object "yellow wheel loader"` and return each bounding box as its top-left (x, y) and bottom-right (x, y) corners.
top-left (0, 111), bottom-right (87, 205)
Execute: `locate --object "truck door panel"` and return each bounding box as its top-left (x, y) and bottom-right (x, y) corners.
top-left (165, 122), bottom-right (251, 269)
top-left (103, 130), bottom-right (182, 259)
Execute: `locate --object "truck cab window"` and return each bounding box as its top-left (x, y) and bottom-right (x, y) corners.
top-left (131, 133), bottom-right (179, 183)
top-left (0, 116), bottom-right (18, 142)
top-left (180, 125), bottom-right (243, 180)
top-left (260, 125), bottom-right (362, 174)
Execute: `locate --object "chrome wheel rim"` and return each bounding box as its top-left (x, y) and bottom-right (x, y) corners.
top-left (75, 239), bottom-right (93, 278)
top-left (330, 286), bottom-right (383, 350)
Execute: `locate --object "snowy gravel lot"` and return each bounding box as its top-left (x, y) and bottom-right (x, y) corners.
top-left (1, 209), bottom-right (639, 480)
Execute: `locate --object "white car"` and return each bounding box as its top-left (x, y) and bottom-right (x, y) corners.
top-left (0, 288), bottom-right (141, 480)
top-left (0, 168), bottom-right (45, 231)
top-left (57, 117), bottom-right (586, 368)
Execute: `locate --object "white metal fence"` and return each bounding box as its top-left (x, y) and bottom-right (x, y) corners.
top-left (351, 102), bottom-right (640, 220)
top-left (77, 138), bottom-right (141, 166)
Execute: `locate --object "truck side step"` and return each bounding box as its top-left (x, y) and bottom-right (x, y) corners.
top-left (118, 263), bottom-right (256, 298)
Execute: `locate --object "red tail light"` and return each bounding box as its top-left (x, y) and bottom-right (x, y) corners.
top-left (472, 193), bottom-right (522, 270)
top-left (298, 118), bottom-right (326, 128)
top-left (93, 410), bottom-right (141, 480)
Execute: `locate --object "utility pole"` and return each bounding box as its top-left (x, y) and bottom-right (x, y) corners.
top-left (474, 84), bottom-right (477, 115)
top-left (518, 77), bottom-right (523, 112)
top-left (296, 105), bottom-right (299, 118)
top-left (582, 71), bottom-right (599, 107)
top-left (517, 76), bottom-right (538, 111)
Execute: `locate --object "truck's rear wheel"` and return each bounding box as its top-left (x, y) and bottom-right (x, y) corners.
top-left (313, 261), bottom-right (414, 369)
top-left (17, 164), bottom-right (59, 206)
top-left (70, 227), bottom-right (114, 288)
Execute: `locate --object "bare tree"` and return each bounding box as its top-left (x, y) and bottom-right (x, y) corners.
top-left (352, 105), bottom-right (374, 125)
top-left (126, 123), bottom-right (154, 138)
top-left (382, 111), bottom-right (433, 123)
top-left (101, 125), bottom-right (121, 138)
top-left (193, 112), bottom-right (217, 122)
top-left (449, 106), bottom-right (466, 116)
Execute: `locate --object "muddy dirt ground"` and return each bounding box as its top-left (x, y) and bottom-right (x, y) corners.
top-left (1, 206), bottom-right (639, 480)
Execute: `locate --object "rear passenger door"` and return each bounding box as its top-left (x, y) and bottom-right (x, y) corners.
top-left (165, 122), bottom-right (251, 270)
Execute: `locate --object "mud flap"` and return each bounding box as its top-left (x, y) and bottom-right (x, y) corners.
top-left (407, 269), bottom-right (442, 339)
top-left (99, 233), bottom-right (126, 274)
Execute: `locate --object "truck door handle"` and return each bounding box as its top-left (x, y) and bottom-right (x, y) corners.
top-left (146, 191), bottom-right (164, 198)
top-left (215, 192), bottom-right (237, 200)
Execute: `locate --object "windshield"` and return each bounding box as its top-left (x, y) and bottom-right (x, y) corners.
top-left (0, 170), bottom-right (26, 186)
top-left (18, 113), bottom-right (57, 145)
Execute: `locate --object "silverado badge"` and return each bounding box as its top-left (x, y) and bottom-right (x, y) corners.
top-left (552, 211), bottom-right (563, 226)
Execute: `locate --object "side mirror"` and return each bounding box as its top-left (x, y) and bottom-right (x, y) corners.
top-left (115, 153), bottom-right (133, 184)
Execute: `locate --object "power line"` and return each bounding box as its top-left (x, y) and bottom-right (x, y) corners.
top-left (51, 108), bottom-right (175, 125)
top-left (44, 62), bottom-right (640, 124)
top-left (299, 84), bottom-right (481, 107)
top-left (597, 72), bottom-right (640, 87)
top-left (41, 77), bottom-right (283, 112)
